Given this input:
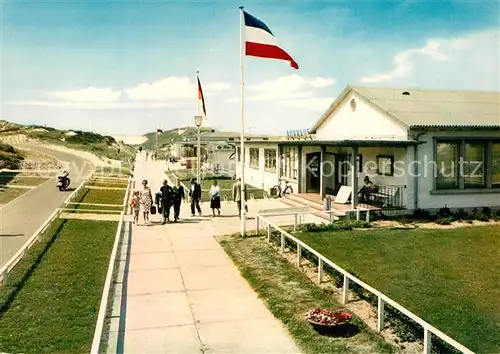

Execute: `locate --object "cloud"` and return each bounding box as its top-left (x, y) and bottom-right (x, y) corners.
top-left (281, 97), bottom-right (333, 111)
top-left (359, 29), bottom-right (499, 90)
top-left (245, 74), bottom-right (336, 101)
top-left (359, 30), bottom-right (498, 84)
top-left (125, 76), bottom-right (230, 101)
top-left (47, 87), bottom-right (122, 103)
top-left (6, 100), bottom-right (171, 110)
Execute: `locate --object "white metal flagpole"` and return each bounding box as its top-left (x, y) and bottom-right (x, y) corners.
top-left (239, 6), bottom-right (246, 237)
top-left (196, 70), bottom-right (201, 184)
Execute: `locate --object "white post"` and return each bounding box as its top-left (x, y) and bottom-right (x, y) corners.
top-left (423, 328), bottom-right (432, 354)
top-left (294, 213), bottom-right (298, 231)
top-left (267, 223), bottom-right (271, 242)
top-left (280, 232), bottom-right (285, 254)
top-left (342, 275), bottom-right (349, 304)
top-left (239, 6), bottom-right (246, 237)
top-left (317, 258), bottom-right (323, 284)
top-left (197, 126), bottom-right (201, 184)
top-left (377, 297), bottom-right (385, 331)
top-left (296, 244), bottom-right (301, 267)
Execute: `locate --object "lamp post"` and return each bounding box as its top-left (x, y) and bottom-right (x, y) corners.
top-left (194, 115), bottom-right (203, 184)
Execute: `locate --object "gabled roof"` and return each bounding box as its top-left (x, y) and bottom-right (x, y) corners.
top-left (310, 85), bottom-right (500, 133)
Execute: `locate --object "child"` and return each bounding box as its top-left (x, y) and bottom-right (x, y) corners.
top-left (130, 191), bottom-right (141, 224)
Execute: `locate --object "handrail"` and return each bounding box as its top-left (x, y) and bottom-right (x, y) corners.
top-left (0, 172), bottom-right (92, 285)
top-left (257, 213), bottom-right (475, 354)
top-left (90, 175), bottom-right (132, 354)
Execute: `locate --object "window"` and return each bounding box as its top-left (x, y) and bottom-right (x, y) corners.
top-left (436, 142), bottom-right (459, 189)
top-left (435, 139), bottom-right (499, 190)
top-left (280, 146), bottom-right (298, 179)
top-left (249, 148), bottom-right (259, 168)
top-left (492, 142), bottom-right (500, 188)
top-left (463, 142), bottom-right (484, 188)
top-left (377, 155), bottom-right (394, 176)
top-left (264, 149), bottom-right (276, 171)
top-left (236, 147), bottom-right (241, 162)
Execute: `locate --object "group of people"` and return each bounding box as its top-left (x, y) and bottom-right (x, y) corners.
top-left (129, 177), bottom-right (248, 225)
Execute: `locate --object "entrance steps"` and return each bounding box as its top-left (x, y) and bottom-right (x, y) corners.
top-left (280, 194), bottom-right (344, 222)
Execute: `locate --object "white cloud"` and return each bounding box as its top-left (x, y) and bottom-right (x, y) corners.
top-left (245, 74), bottom-right (336, 101)
top-left (47, 87), bottom-right (121, 103)
top-left (360, 30), bottom-right (499, 84)
top-left (360, 29), bottom-right (500, 91)
top-left (281, 97), bottom-right (333, 111)
top-left (125, 76), bottom-right (230, 101)
top-left (6, 100), bottom-right (171, 110)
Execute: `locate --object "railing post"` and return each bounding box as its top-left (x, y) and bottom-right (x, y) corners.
top-left (256, 215), bottom-right (260, 233)
top-left (423, 328), bottom-right (432, 354)
top-left (280, 232), bottom-right (285, 254)
top-left (366, 210), bottom-right (370, 222)
top-left (2, 271), bottom-right (8, 286)
top-left (294, 213), bottom-right (298, 231)
top-left (317, 258), bottom-right (323, 284)
top-left (342, 275), bottom-right (349, 304)
top-left (267, 224), bottom-right (271, 243)
top-left (296, 244), bottom-right (301, 267)
top-left (356, 209), bottom-right (360, 220)
top-left (377, 296), bottom-right (385, 331)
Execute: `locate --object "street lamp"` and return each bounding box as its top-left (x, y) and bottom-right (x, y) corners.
top-left (194, 115), bottom-right (203, 184)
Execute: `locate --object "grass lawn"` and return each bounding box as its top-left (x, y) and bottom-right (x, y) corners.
top-left (78, 188), bottom-right (125, 205)
top-left (86, 181), bottom-right (129, 188)
top-left (0, 176), bottom-right (50, 186)
top-left (295, 225), bottom-right (500, 353)
top-left (217, 234), bottom-right (394, 354)
top-left (0, 219), bottom-right (117, 353)
top-left (0, 187), bottom-right (29, 204)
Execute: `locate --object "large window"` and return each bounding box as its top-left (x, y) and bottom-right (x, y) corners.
top-left (435, 139), bottom-right (500, 190)
top-left (249, 148), bottom-right (259, 168)
top-left (264, 149), bottom-right (277, 171)
top-left (377, 155), bottom-right (394, 176)
top-left (492, 142), bottom-right (500, 188)
top-left (280, 146), bottom-right (298, 179)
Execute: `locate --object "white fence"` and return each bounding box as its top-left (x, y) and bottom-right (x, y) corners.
top-left (90, 175), bottom-right (132, 354)
top-left (0, 172), bottom-right (90, 285)
top-left (255, 212), bottom-right (475, 354)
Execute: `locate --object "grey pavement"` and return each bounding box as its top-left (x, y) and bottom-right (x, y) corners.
top-left (108, 153), bottom-right (308, 354)
top-left (0, 145), bottom-right (92, 268)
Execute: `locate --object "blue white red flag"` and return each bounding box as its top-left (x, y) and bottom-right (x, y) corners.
top-left (243, 10), bottom-right (299, 70)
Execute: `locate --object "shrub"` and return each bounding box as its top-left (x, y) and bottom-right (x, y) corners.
top-left (453, 208), bottom-right (468, 221)
top-left (436, 216), bottom-right (453, 225)
top-left (413, 208), bottom-right (432, 220)
top-left (481, 207), bottom-right (492, 217)
top-left (470, 208), bottom-right (489, 222)
top-left (492, 210), bottom-right (500, 221)
top-left (436, 206), bottom-right (453, 218)
top-left (297, 220), bottom-right (371, 233)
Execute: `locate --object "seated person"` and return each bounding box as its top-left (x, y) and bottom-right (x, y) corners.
top-left (359, 176), bottom-right (377, 202)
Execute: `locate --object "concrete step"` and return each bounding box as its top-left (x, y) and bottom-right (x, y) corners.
top-left (280, 197), bottom-right (336, 222)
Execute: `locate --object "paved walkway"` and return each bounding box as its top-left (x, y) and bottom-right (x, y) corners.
top-left (107, 153), bottom-right (312, 353)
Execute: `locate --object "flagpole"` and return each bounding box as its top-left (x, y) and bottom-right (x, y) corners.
top-left (239, 6), bottom-right (246, 237)
top-left (196, 70), bottom-right (201, 185)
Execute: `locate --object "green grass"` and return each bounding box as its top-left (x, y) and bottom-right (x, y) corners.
top-left (217, 234), bottom-right (395, 354)
top-left (295, 226), bottom-right (500, 353)
top-left (79, 188), bottom-right (126, 205)
top-left (0, 176), bottom-right (49, 186)
top-left (0, 187), bottom-right (29, 204)
top-left (0, 219), bottom-right (117, 353)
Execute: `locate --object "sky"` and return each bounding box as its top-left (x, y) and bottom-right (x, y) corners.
top-left (0, 0), bottom-right (499, 136)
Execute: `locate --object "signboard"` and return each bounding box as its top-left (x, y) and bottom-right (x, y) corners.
top-left (286, 128), bottom-right (313, 140)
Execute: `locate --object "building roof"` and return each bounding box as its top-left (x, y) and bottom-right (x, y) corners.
top-left (311, 85), bottom-right (500, 132)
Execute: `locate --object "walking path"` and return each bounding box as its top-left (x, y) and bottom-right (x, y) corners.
top-left (107, 153), bottom-right (310, 353)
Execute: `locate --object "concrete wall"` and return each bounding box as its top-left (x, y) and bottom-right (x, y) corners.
top-left (415, 130), bottom-right (500, 210)
top-left (315, 91), bottom-right (408, 141)
top-left (235, 142), bottom-right (280, 192)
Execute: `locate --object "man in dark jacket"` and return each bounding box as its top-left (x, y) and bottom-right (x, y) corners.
top-left (160, 180), bottom-right (174, 224)
top-left (172, 178), bottom-right (185, 222)
top-left (189, 178), bottom-right (202, 216)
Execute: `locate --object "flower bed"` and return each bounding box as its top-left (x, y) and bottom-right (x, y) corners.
top-left (305, 308), bottom-right (352, 326)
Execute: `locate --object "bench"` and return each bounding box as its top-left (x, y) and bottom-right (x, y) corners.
top-left (369, 187), bottom-right (399, 207)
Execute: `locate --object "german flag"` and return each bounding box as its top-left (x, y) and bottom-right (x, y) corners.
top-left (197, 75), bottom-right (207, 118)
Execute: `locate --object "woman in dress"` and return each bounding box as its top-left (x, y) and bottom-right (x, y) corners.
top-left (209, 179), bottom-right (221, 217)
top-left (140, 179), bottom-right (153, 224)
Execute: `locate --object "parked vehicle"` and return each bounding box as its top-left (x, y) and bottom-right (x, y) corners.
top-left (270, 179), bottom-right (293, 198)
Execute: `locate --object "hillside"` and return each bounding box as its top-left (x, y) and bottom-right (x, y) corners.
top-left (0, 120), bottom-right (136, 161)
top-left (0, 143), bottom-right (25, 169)
top-left (141, 126), bottom-right (215, 149)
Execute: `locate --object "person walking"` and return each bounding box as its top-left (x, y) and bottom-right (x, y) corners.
top-left (232, 178), bottom-right (248, 219)
top-left (160, 179), bottom-right (174, 224)
top-left (145, 151), bottom-right (149, 161)
top-left (130, 190), bottom-right (141, 224)
top-left (209, 179), bottom-right (221, 217)
top-left (140, 179), bottom-right (153, 224)
top-left (189, 178), bottom-right (202, 217)
top-left (172, 178), bottom-right (185, 222)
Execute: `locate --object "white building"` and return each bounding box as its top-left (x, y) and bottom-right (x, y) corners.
top-left (236, 85), bottom-right (500, 213)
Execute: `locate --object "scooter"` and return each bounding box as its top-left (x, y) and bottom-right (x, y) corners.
top-left (56, 175), bottom-right (70, 191)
